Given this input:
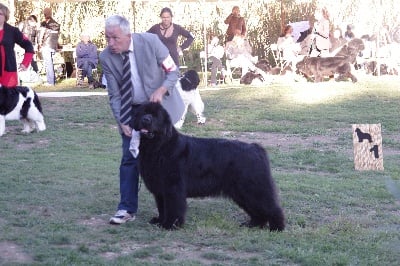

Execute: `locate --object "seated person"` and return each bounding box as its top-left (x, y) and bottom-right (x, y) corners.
top-left (76, 32), bottom-right (98, 88)
top-left (225, 32), bottom-right (258, 77)
top-left (277, 25), bottom-right (301, 66)
top-left (208, 36), bottom-right (225, 86)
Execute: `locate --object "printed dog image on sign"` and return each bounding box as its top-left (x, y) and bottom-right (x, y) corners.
top-left (352, 124), bottom-right (383, 171)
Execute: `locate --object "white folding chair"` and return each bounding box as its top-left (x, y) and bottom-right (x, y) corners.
top-left (179, 54), bottom-right (188, 74)
top-left (270, 43), bottom-right (285, 68)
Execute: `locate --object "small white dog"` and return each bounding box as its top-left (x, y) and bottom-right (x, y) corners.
top-left (175, 70), bottom-right (206, 129)
top-left (0, 85), bottom-right (46, 137)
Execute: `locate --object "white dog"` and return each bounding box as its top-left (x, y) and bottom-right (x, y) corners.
top-left (0, 85), bottom-right (46, 136)
top-left (175, 70), bottom-right (206, 129)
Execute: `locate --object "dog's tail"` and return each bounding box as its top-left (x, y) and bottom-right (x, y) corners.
top-left (33, 92), bottom-right (43, 113)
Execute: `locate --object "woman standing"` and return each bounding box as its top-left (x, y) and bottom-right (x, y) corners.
top-left (224, 6), bottom-right (246, 43)
top-left (0, 3), bottom-right (34, 87)
top-left (310, 6), bottom-right (331, 57)
top-left (148, 7), bottom-right (194, 66)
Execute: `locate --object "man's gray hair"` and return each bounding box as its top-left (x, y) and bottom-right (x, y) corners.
top-left (105, 15), bottom-right (131, 34)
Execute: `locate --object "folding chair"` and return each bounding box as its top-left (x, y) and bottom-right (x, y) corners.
top-left (225, 59), bottom-right (242, 83)
top-left (270, 43), bottom-right (284, 68)
top-left (52, 52), bottom-right (68, 80)
top-left (179, 54), bottom-right (188, 74)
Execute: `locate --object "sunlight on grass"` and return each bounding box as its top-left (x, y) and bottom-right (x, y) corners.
top-left (287, 83), bottom-right (351, 105)
top-left (283, 76), bottom-right (400, 105)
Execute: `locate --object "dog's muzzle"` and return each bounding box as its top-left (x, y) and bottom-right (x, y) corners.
top-left (140, 130), bottom-right (155, 139)
top-left (139, 114), bottom-right (155, 139)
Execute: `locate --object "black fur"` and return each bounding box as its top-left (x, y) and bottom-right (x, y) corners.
top-left (180, 70), bottom-right (200, 91)
top-left (355, 128), bottom-right (372, 143)
top-left (131, 102), bottom-right (285, 231)
top-left (370, 145), bottom-right (379, 158)
top-left (20, 97), bottom-right (31, 119)
top-left (33, 93), bottom-right (43, 113)
top-left (0, 87), bottom-right (20, 115)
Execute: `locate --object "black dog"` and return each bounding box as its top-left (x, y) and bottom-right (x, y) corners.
top-left (131, 102), bottom-right (285, 231)
top-left (355, 128), bottom-right (372, 143)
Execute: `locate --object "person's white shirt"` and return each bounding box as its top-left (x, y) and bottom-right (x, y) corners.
top-left (277, 35), bottom-right (300, 62)
top-left (208, 37), bottom-right (224, 59)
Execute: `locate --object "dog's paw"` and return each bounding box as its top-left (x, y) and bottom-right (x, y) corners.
top-left (21, 128), bottom-right (34, 134)
top-left (161, 223), bottom-right (179, 230)
top-left (240, 219), bottom-right (267, 229)
top-left (149, 217), bottom-right (161, 225)
top-left (196, 115), bottom-right (206, 125)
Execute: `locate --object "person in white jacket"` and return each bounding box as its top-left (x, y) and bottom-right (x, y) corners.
top-left (277, 25), bottom-right (301, 67)
top-left (208, 36), bottom-right (225, 86)
top-left (310, 6), bottom-right (331, 57)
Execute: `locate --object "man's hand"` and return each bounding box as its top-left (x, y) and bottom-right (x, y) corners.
top-left (18, 64), bottom-right (28, 71)
top-left (149, 86), bottom-right (168, 103)
top-left (120, 124), bottom-right (132, 137)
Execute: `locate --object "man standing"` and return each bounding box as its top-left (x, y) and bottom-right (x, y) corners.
top-left (224, 6), bottom-right (246, 43)
top-left (38, 7), bottom-right (60, 86)
top-left (99, 15), bottom-right (184, 224)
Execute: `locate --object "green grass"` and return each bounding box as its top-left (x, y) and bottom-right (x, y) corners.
top-left (1, 76), bottom-right (400, 265)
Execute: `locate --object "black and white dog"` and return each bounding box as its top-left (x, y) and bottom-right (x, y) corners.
top-left (0, 85), bottom-right (46, 136)
top-left (175, 70), bottom-right (206, 129)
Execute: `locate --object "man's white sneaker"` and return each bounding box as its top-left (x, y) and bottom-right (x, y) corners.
top-left (109, 210), bottom-right (135, 224)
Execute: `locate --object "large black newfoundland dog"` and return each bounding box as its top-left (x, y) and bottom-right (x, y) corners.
top-left (131, 102), bottom-right (285, 231)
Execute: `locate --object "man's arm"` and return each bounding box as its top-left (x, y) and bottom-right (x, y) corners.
top-left (99, 51), bottom-right (121, 122)
top-left (178, 25), bottom-right (194, 51)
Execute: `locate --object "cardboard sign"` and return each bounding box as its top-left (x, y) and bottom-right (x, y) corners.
top-left (352, 124), bottom-right (384, 171)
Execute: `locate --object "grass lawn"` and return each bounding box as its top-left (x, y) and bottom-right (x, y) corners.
top-left (1, 75), bottom-right (399, 265)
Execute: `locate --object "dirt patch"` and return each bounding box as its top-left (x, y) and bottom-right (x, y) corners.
top-left (16, 138), bottom-right (50, 151)
top-left (217, 130), bottom-right (400, 157)
top-left (99, 240), bottom-right (293, 265)
top-left (220, 131), bottom-right (342, 152)
top-left (78, 215), bottom-right (109, 227)
top-left (0, 242), bottom-right (33, 264)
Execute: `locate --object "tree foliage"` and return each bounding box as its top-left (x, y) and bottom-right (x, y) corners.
top-left (13, 0), bottom-right (400, 69)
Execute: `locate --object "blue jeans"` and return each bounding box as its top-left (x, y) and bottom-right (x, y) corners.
top-left (79, 61), bottom-right (95, 83)
top-left (117, 133), bottom-right (139, 214)
top-left (41, 47), bottom-right (56, 85)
